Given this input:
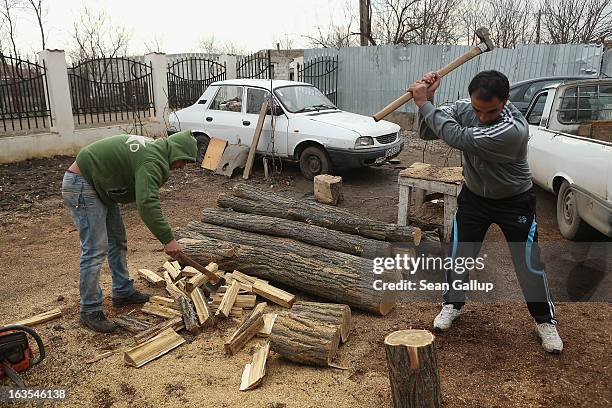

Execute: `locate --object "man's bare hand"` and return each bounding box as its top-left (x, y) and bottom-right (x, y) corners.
top-left (407, 80), bottom-right (430, 107)
top-left (164, 239), bottom-right (183, 257)
top-left (421, 72), bottom-right (441, 99)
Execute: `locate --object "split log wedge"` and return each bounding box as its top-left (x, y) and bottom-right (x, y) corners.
top-left (224, 302), bottom-right (266, 355)
top-left (384, 329), bottom-right (441, 408)
top-left (291, 301), bottom-right (351, 343)
top-left (270, 313), bottom-right (340, 367)
top-left (124, 328), bottom-right (185, 368)
top-left (201, 208), bottom-right (391, 258)
top-left (182, 236), bottom-right (399, 315)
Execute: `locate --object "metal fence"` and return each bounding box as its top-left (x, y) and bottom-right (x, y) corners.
top-left (237, 50), bottom-right (273, 79)
top-left (297, 55), bottom-right (339, 105)
top-left (68, 56), bottom-right (155, 125)
top-left (167, 57), bottom-right (226, 110)
top-left (305, 44), bottom-right (604, 115)
top-left (0, 53), bottom-right (51, 132)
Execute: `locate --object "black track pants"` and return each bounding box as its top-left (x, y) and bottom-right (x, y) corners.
top-left (443, 186), bottom-right (557, 324)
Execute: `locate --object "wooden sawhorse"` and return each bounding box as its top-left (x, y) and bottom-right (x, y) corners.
top-left (397, 162), bottom-right (464, 242)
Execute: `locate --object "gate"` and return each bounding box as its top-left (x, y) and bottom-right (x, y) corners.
top-left (237, 50), bottom-right (272, 79)
top-left (68, 56), bottom-right (154, 125)
top-left (297, 55), bottom-right (339, 105)
top-left (0, 53), bottom-right (52, 132)
top-left (167, 57), bottom-right (226, 110)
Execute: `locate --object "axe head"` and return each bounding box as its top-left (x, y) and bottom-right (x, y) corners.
top-left (475, 27), bottom-right (495, 52)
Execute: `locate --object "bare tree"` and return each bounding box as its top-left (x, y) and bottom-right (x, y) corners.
top-left (0, 0), bottom-right (21, 57)
top-left (303, 1), bottom-right (360, 48)
top-left (274, 33), bottom-right (295, 50)
top-left (69, 5), bottom-right (131, 62)
top-left (542, 0), bottom-right (612, 43)
top-left (144, 34), bottom-right (164, 53)
top-left (197, 34), bottom-right (246, 55)
top-left (25, 0), bottom-right (45, 49)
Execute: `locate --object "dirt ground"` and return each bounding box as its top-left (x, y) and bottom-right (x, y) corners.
top-left (0, 133), bottom-right (610, 407)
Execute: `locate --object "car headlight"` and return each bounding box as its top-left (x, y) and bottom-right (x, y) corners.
top-left (355, 136), bottom-right (374, 148)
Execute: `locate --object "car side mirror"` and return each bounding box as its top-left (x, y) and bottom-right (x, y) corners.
top-left (267, 105), bottom-right (284, 116)
top-left (527, 115), bottom-right (541, 125)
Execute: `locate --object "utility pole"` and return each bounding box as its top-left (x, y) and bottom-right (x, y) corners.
top-left (359, 0), bottom-right (372, 46)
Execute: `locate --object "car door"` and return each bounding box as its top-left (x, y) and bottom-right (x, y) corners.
top-left (526, 90), bottom-right (555, 189)
top-left (203, 85), bottom-right (245, 145)
top-left (243, 87), bottom-right (289, 156)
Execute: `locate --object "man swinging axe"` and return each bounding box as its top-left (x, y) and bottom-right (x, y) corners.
top-left (408, 71), bottom-right (563, 354)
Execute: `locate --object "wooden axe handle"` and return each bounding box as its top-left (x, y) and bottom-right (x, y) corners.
top-left (373, 46), bottom-right (485, 122)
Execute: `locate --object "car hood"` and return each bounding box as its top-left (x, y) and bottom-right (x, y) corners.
top-left (302, 110), bottom-right (399, 136)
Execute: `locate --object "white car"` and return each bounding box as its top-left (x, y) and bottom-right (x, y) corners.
top-left (168, 79), bottom-right (403, 179)
top-left (525, 79), bottom-right (612, 239)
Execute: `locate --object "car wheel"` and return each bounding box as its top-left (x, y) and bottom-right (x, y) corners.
top-left (194, 134), bottom-right (210, 165)
top-left (299, 146), bottom-right (331, 180)
top-left (556, 180), bottom-right (592, 240)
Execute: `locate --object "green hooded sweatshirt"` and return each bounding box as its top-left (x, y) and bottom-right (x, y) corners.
top-left (75, 131), bottom-right (197, 244)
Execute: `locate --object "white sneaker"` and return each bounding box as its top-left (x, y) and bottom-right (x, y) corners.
top-left (536, 323), bottom-right (563, 354)
top-left (433, 304), bottom-right (461, 331)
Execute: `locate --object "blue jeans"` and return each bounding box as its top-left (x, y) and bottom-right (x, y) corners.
top-left (61, 172), bottom-right (135, 313)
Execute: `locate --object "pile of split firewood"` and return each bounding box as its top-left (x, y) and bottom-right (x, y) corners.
top-left (98, 183), bottom-right (439, 391)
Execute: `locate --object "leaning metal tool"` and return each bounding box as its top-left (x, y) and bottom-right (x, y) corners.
top-left (373, 27), bottom-right (496, 122)
top-left (175, 251), bottom-right (225, 293)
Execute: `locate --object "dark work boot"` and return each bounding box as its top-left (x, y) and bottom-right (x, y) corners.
top-left (80, 311), bottom-right (117, 333)
top-left (112, 290), bottom-right (150, 308)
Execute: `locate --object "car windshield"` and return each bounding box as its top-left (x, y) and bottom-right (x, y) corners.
top-left (274, 85), bottom-right (336, 113)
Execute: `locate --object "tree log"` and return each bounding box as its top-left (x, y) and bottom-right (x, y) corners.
top-left (384, 330), bottom-right (441, 408)
top-left (314, 174), bottom-right (343, 205)
top-left (291, 301), bottom-right (351, 343)
top-left (201, 208), bottom-right (391, 258)
top-left (177, 222), bottom-right (373, 271)
top-left (219, 184), bottom-right (440, 253)
top-left (270, 313), bottom-right (340, 366)
top-left (182, 236), bottom-right (399, 315)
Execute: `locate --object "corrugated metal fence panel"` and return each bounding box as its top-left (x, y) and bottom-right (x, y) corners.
top-left (602, 49), bottom-right (612, 78)
top-left (305, 44), bottom-right (603, 115)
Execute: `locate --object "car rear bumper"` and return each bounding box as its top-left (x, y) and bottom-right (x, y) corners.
top-left (327, 139), bottom-right (404, 168)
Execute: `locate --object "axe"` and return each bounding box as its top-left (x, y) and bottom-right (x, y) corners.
top-left (373, 27), bottom-right (495, 122)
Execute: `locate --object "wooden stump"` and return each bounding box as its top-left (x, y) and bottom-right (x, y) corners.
top-left (384, 330), bottom-right (441, 408)
top-left (314, 174), bottom-right (343, 205)
top-left (291, 301), bottom-right (351, 343)
top-left (270, 313), bottom-right (341, 367)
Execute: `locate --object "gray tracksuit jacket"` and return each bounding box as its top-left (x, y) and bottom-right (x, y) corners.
top-left (419, 99), bottom-right (532, 199)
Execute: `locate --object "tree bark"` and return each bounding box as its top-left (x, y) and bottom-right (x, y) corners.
top-left (219, 184), bottom-right (440, 251)
top-left (182, 235), bottom-right (399, 315)
top-left (270, 313), bottom-right (341, 366)
top-left (177, 221), bottom-right (373, 270)
top-left (291, 301), bottom-right (351, 343)
top-left (384, 330), bottom-right (441, 408)
top-left (201, 208), bottom-right (391, 258)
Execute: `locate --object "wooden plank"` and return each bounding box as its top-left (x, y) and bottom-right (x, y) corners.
top-left (181, 266), bottom-right (201, 278)
top-left (399, 162), bottom-right (463, 184)
top-left (162, 270), bottom-right (173, 285)
top-left (243, 101), bottom-right (269, 179)
top-left (240, 342), bottom-right (270, 391)
top-left (134, 316), bottom-right (184, 343)
top-left (12, 308), bottom-right (62, 327)
top-left (203, 137), bottom-right (228, 170)
top-left (124, 328), bottom-right (185, 368)
top-left (398, 177), bottom-right (461, 197)
top-left (190, 288), bottom-right (212, 325)
top-left (150, 295), bottom-right (180, 310)
top-left (170, 261), bottom-right (181, 271)
top-left (212, 294), bottom-right (257, 309)
top-left (141, 302), bottom-right (183, 319)
top-left (397, 185), bottom-right (410, 226)
top-left (163, 261), bottom-right (180, 281)
top-left (257, 313), bottom-right (278, 338)
top-left (231, 270), bottom-right (258, 285)
top-left (443, 193), bottom-right (458, 243)
top-left (138, 269), bottom-right (165, 287)
top-left (253, 280), bottom-right (295, 308)
top-left (225, 302), bottom-right (266, 355)
top-left (216, 280), bottom-right (240, 317)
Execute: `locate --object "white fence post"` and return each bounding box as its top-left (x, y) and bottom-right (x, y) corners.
top-left (144, 52), bottom-right (169, 126)
top-left (38, 50), bottom-right (74, 135)
top-left (219, 54), bottom-right (237, 79)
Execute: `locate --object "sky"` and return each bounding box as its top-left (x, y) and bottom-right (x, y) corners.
top-left (10, 0), bottom-right (351, 56)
